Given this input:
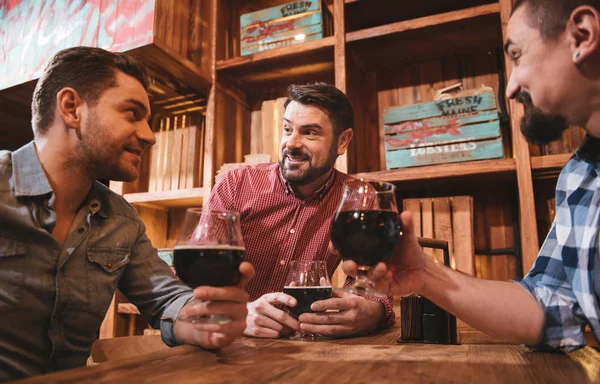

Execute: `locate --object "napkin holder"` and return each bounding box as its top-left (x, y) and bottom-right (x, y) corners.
top-left (397, 237), bottom-right (458, 345)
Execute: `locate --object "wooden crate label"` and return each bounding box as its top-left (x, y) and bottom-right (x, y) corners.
top-left (385, 121), bottom-right (501, 151)
top-left (241, 1), bottom-right (320, 28)
top-left (384, 110), bottom-right (498, 135)
top-left (241, 11), bottom-right (322, 45)
top-left (386, 137), bottom-right (503, 169)
top-left (242, 24), bottom-right (322, 49)
top-left (241, 32), bottom-right (323, 55)
top-left (383, 92), bottom-right (497, 125)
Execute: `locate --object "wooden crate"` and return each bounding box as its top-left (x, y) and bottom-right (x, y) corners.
top-left (403, 196), bottom-right (475, 276)
top-left (240, 0), bottom-right (332, 56)
top-left (383, 91), bottom-right (504, 169)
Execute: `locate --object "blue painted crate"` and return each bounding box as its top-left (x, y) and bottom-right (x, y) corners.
top-left (383, 91), bottom-right (504, 169)
top-left (240, 1), bottom-right (331, 56)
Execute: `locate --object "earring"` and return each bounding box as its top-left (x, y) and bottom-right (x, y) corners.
top-left (574, 51), bottom-right (581, 61)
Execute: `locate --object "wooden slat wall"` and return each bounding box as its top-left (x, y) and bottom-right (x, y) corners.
top-left (213, 88), bottom-right (252, 181)
top-left (403, 196), bottom-right (475, 275)
top-left (154, 0), bottom-right (212, 71)
top-left (399, 182), bottom-right (518, 281)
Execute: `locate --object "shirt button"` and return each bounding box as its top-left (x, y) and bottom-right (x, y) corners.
top-left (290, 228), bottom-right (295, 234)
top-left (280, 260), bottom-right (285, 265)
top-left (91, 203), bottom-right (99, 208)
top-left (107, 263), bottom-right (113, 268)
top-left (78, 228), bottom-right (85, 233)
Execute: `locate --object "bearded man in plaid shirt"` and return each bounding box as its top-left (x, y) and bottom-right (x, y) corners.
top-left (344, 0), bottom-right (600, 351)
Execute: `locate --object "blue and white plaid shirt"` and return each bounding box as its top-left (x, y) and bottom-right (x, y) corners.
top-left (520, 136), bottom-right (600, 351)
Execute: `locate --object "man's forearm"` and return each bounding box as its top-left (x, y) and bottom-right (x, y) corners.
top-left (419, 258), bottom-right (544, 345)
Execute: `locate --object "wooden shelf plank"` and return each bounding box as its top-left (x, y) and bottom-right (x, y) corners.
top-left (352, 158), bottom-right (516, 183)
top-left (216, 36), bottom-right (335, 71)
top-left (123, 188), bottom-right (204, 208)
top-left (347, 3), bottom-right (500, 43)
top-left (531, 153), bottom-right (572, 170)
top-left (129, 39), bottom-right (212, 96)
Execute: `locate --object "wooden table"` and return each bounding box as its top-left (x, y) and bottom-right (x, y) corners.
top-left (16, 324), bottom-right (600, 384)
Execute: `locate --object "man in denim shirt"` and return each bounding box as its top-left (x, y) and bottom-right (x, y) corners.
top-left (345, 0), bottom-right (600, 350)
top-left (0, 47), bottom-right (254, 381)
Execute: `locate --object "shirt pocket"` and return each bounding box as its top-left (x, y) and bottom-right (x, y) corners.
top-left (86, 247), bottom-right (131, 312)
top-left (0, 236), bottom-right (28, 313)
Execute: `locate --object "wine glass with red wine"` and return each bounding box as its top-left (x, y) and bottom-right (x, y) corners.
top-left (283, 260), bottom-right (332, 341)
top-left (331, 180), bottom-right (401, 297)
top-left (173, 208), bottom-right (245, 324)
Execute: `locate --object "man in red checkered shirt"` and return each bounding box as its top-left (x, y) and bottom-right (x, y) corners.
top-left (207, 83), bottom-right (395, 338)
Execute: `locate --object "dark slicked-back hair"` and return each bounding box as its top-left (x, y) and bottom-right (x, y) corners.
top-left (513, 0), bottom-right (600, 40)
top-left (284, 82), bottom-right (354, 136)
top-left (32, 46), bottom-right (150, 136)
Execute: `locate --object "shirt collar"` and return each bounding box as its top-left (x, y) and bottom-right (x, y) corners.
top-left (277, 164), bottom-right (337, 201)
top-left (11, 141), bottom-right (53, 197)
top-left (87, 182), bottom-right (109, 219)
top-left (12, 141), bottom-right (108, 218)
top-left (576, 134), bottom-right (600, 164)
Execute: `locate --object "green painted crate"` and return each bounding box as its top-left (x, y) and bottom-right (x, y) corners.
top-left (383, 91), bottom-right (504, 169)
top-left (240, 1), bottom-right (332, 56)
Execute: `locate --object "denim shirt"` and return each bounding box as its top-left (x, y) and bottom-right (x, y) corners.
top-left (0, 142), bottom-right (193, 381)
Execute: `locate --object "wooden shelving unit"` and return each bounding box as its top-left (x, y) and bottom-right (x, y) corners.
top-left (209, 0), bottom-right (541, 279)
top-left (1, 0), bottom-right (578, 338)
top-left (531, 153), bottom-right (572, 176)
top-left (353, 158), bottom-right (516, 183)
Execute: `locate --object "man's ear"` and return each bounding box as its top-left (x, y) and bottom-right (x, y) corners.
top-left (56, 87), bottom-right (84, 130)
top-left (566, 5), bottom-right (600, 64)
top-left (336, 128), bottom-right (354, 156)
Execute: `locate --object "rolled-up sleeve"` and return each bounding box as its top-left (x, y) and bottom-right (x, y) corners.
top-left (518, 223), bottom-right (588, 351)
top-left (118, 219), bottom-right (194, 347)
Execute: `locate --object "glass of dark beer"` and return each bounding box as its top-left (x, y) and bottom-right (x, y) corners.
top-left (283, 260), bottom-right (333, 341)
top-left (331, 180), bottom-right (400, 297)
top-left (173, 208), bottom-right (245, 324)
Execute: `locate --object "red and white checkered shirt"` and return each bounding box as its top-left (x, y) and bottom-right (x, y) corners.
top-left (207, 162), bottom-right (395, 327)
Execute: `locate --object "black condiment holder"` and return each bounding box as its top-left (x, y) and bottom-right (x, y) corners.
top-left (397, 237), bottom-right (458, 345)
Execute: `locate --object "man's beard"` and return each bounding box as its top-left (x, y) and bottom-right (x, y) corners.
top-left (76, 112), bottom-right (138, 182)
top-left (279, 146), bottom-right (337, 186)
top-left (515, 91), bottom-right (568, 145)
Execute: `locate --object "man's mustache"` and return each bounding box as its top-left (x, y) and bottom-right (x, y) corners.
top-left (283, 149), bottom-right (309, 161)
top-left (514, 90), bottom-right (533, 109)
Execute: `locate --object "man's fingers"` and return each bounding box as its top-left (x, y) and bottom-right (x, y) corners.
top-left (328, 241), bottom-right (340, 256)
top-left (185, 300), bottom-right (247, 321)
top-left (298, 311), bottom-right (347, 325)
top-left (342, 260), bottom-right (358, 277)
top-left (237, 261), bottom-right (255, 288)
top-left (257, 302), bottom-right (300, 331)
top-left (244, 326), bottom-right (281, 339)
top-left (255, 315), bottom-right (295, 334)
top-left (194, 286), bottom-right (249, 303)
top-left (399, 210), bottom-right (414, 236)
top-left (310, 297), bottom-right (352, 312)
top-left (369, 262), bottom-right (388, 280)
top-left (192, 320), bottom-right (245, 335)
top-left (262, 292), bottom-right (297, 307)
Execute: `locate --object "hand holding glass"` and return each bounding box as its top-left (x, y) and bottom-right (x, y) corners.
top-left (173, 208), bottom-right (245, 324)
top-left (331, 180), bottom-right (401, 297)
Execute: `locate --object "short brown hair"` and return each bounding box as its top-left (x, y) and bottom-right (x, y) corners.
top-left (513, 0), bottom-right (600, 39)
top-left (32, 46), bottom-right (150, 136)
top-left (284, 82), bottom-right (354, 136)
